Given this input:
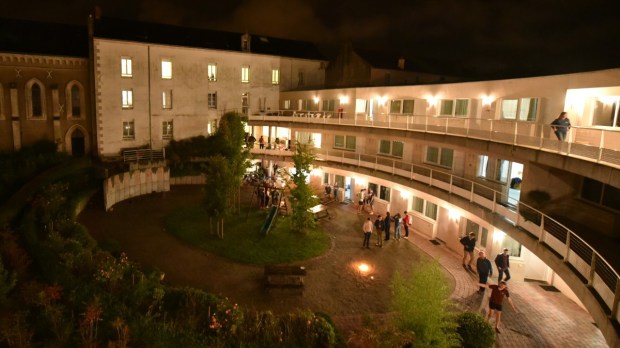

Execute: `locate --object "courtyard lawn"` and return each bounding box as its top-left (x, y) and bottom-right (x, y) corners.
top-left (165, 203), bottom-right (331, 265)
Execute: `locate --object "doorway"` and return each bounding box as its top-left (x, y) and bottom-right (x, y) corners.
top-left (241, 93), bottom-right (249, 115)
top-left (71, 129), bottom-right (85, 157)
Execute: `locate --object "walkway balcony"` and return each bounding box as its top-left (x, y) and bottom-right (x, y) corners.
top-left (248, 113), bottom-right (620, 347)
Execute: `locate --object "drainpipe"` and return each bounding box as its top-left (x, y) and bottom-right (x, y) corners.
top-left (148, 45), bottom-right (153, 149)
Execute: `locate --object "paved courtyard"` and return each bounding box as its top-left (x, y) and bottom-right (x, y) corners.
top-left (79, 186), bottom-right (607, 347)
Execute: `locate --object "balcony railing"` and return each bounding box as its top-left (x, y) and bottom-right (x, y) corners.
top-left (248, 112), bottom-right (620, 169)
top-left (250, 146), bottom-right (620, 327)
top-left (122, 148), bottom-right (166, 162)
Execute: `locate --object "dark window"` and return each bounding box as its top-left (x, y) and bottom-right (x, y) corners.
top-left (71, 85), bottom-right (81, 116)
top-left (32, 84), bottom-right (42, 117)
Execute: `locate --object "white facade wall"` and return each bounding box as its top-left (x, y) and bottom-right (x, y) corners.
top-left (94, 38), bottom-right (325, 157)
top-left (280, 68), bottom-right (620, 127)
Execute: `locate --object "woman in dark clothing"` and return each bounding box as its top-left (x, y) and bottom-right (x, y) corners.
top-left (383, 212), bottom-right (391, 241)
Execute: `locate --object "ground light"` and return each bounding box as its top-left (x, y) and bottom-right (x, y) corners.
top-left (355, 262), bottom-right (374, 280)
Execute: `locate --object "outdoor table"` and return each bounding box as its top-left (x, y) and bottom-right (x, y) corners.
top-left (308, 204), bottom-right (330, 220)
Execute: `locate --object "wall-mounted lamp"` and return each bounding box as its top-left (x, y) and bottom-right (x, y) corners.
top-left (426, 96), bottom-right (437, 107)
top-left (482, 96), bottom-right (494, 107)
top-left (339, 96), bottom-right (350, 104)
top-left (313, 96), bottom-right (320, 104)
top-left (448, 209), bottom-right (460, 221)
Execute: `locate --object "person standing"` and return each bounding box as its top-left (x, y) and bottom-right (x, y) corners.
top-left (333, 181), bottom-right (339, 201)
top-left (366, 189), bottom-right (375, 215)
top-left (362, 217), bottom-right (373, 249)
top-left (459, 232), bottom-right (477, 272)
top-left (480, 281), bottom-right (517, 333)
top-left (383, 212), bottom-right (391, 241)
top-left (393, 213), bottom-right (402, 240)
top-left (374, 215), bottom-right (384, 247)
top-left (357, 189), bottom-right (366, 213)
top-left (259, 135), bottom-right (265, 149)
top-left (247, 134), bottom-right (256, 148)
top-left (495, 248), bottom-right (511, 282)
top-left (476, 251), bottom-right (493, 294)
top-left (402, 211), bottom-right (411, 238)
top-left (551, 111), bottom-right (571, 141)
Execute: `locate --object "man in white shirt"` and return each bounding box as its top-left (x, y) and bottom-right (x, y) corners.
top-left (362, 217), bottom-right (373, 249)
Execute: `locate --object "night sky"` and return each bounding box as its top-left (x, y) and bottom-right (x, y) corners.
top-left (4, 0), bottom-right (620, 78)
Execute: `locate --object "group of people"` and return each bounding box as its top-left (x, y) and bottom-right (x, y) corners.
top-left (361, 211), bottom-right (412, 248)
top-left (460, 232), bottom-right (517, 333)
top-left (256, 185), bottom-right (281, 209)
top-left (324, 182), bottom-right (340, 201)
top-left (357, 188), bottom-right (376, 214)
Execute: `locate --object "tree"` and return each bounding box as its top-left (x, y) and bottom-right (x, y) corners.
top-left (288, 142), bottom-right (318, 234)
top-left (391, 260), bottom-right (460, 347)
top-left (203, 112), bottom-right (249, 238)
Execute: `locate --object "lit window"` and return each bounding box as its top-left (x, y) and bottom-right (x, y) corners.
top-left (412, 197), bottom-right (437, 221)
top-left (121, 57), bottom-right (132, 77)
top-left (162, 121), bottom-right (173, 140)
top-left (283, 100), bottom-right (291, 109)
top-left (208, 92), bottom-right (217, 109)
top-left (477, 155), bottom-right (510, 183)
top-left (272, 68), bottom-right (279, 85)
top-left (379, 140), bottom-right (404, 158)
top-left (208, 64), bottom-right (217, 81)
top-left (425, 146), bottom-right (453, 168)
top-left (122, 89), bottom-right (133, 109)
top-left (162, 90), bottom-right (172, 109)
top-left (241, 66), bottom-right (250, 83)
top-left (161, 59), bottom-right (172, 79)
top-left (439, 99), bottom-right (469, 116)
top-left (334, 135), bottom-right (356, 150)
top-left (123, 121), bottom-right (135, 140)
top-left (501, 98), bottom-right (538, 121)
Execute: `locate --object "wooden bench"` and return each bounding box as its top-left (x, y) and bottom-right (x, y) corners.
top-left (264, 265), bottom-right (306, 290)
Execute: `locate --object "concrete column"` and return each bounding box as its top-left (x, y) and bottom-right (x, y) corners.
top-left (11, 118), bottom-right (21, 150)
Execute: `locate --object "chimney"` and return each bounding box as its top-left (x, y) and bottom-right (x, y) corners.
top-left (398, 56), bottom-right (405, 70)
top-left (241, 32), bottom-right (251, 52)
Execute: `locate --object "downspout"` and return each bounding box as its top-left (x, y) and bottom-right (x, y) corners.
top-left (148, 45), bottom-right (153, 149)
top-left (87, 15), bottom-right (98, 157)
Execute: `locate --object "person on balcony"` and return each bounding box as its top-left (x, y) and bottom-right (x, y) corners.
top-left (551, 111), bottom-right (571, 141)
top-left (259, 135), bottom-right (265, 149)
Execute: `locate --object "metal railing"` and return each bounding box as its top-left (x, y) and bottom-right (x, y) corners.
top-left (250, 146), bottom-right (620, 325)
top-left (248, 112), bottom-right (620, 169)
top-left (122, 148), bottom-right (166, 162)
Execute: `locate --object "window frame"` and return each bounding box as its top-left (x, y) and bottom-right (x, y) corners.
top-left (162, 90), bottom-right (172, 109)
top-left (121, 57), bottom-right (133, 77)
top-left (378, 140), bottom-right (404, 158)
top-left (334, 135), bottom-right (356, 151)
top-left (272, 68), bottom-right (280, 85)
top-left (241, 66), bottom-right (250, 83)
top-left (412, 196), bottom-right (438, 221)
top-left (122, 121), bottom-right (135, 140)
top-left (425, 146), bottom-right (454, 169)
top-left (500, 97), bottom-right (539, 121)
top-left (161, 59), bottom-right (172, 79)
top-left (439, 98), bottom-right (469, 117)
top-left (208, 64), bottom-right (217, 82)
top-left (162, 120), bottom-right (173, 140)
top-left (121, 89), bottom-right (133, 109)
top-left (208, 92), bottom-right (217, 109)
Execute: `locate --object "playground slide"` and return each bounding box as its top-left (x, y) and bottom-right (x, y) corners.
top-left (260, 206), bottom-right (278, 236)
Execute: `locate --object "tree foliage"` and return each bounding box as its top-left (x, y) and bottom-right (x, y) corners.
top-left (288, 142), bottom-right (318, 234)
top-left (391, 260), bottom-right (460, 348)
top-left (202, 112), bottom-right (249, 238)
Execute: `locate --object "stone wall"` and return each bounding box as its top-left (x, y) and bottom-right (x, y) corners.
top-left (104, 166), bottom-right (170, 211)
top-left (169, 175), bottom-right (206, 185)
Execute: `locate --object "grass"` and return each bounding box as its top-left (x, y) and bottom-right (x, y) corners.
top-left (165, 204), bottom-right (331, 265)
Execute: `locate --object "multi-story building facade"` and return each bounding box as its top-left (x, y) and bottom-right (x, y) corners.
top-left (90, 17), bottom-right (327, 158)
top-left (0, 19), bottom-right (92, 155)
top-left (3, 14), bottom-right (620, 347)
top-left (247, 68), bottom-right (620, 347)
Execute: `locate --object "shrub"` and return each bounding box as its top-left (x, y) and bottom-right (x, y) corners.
top-left (391, 259), bottom-right (460, 347)
top-left (455, 312), bottom-right (495, 348)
